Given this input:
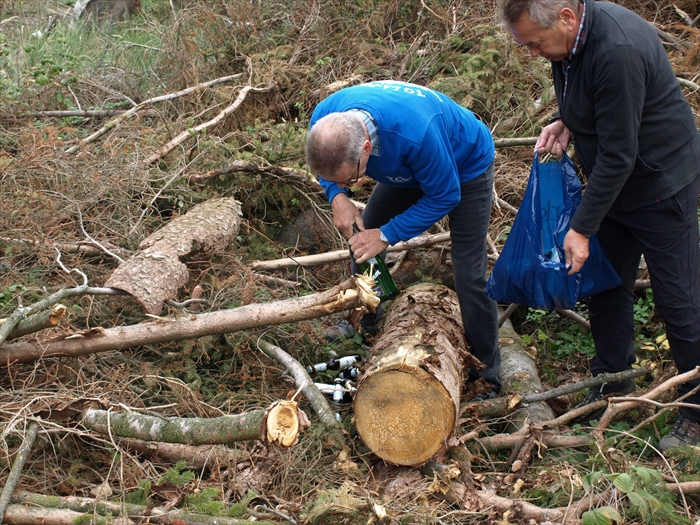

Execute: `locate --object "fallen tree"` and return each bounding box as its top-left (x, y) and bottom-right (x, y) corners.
top-left (353, 283), bottom-right (482, 466)
top-left (0, 277), bottom-right (371, 366)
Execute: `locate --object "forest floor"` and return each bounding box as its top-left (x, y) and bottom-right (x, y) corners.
top-left (1, 0), bottom-right (700, 523)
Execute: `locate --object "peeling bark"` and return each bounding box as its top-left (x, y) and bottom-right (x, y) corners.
top-left (353, 283), bottom-right (482, 466)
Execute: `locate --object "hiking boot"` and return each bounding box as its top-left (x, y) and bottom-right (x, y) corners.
top-left (572, 378), bottom-right (637, 424)
top-left (658, 416), bottom-right (700, 452)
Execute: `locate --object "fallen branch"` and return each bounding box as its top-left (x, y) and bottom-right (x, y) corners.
top-left (0, 422), bottom-right (39, 522)
top-left (596, 366), bottom-right (700, 431)
top-left (257, 338), bottom-right (340, 427)
top-left (0, 236), bottom-right (131, 259)
top-left (143, 84), bottom-right (275, 166)
top-left (397, 31), bottom-right (429, 79)
top-left (119, 438), bottom-right (251, 470)
top-left (250, 232), bottom-right (451, 271)
top-left (462, 368), bottom-right (648, 420)
top-left (8, 491), bottom-right (268, 525)
top-left (81, 400), bottom-right (305, 447)
top-left (2, 304), bottom-right (66, 340)
top-left (0, 277), bottom-right (366, 365)
top-left (0, 252), bottom-right (88, 346)
top-left (65, 73), bottom-right (244, 154)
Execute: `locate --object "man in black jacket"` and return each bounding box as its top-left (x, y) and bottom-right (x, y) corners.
top-left (499, 0), bottom-right (700, 451)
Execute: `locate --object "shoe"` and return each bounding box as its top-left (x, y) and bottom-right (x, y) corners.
top-left (572, 378), bottom-right (637, 424)
top-left (658, 416), bottom-right (700, 452)
top-left (322, 319), bottom-right (357, 342)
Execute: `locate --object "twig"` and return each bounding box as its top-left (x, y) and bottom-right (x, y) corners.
top-left (494, 196), bottom-right (519, 216)
top-left (595, 366), bottom-right (700, 431)
top-left (257, 338), bottom-right (340, 428)
top-left (143, 83), bottom-right (275, 166)
top-left (555, 308), bottom-right (590, 330)
top-left (397, 31), bottom-right (429, 79)
top-left (679, 77), bottom-right (700, 92)
top-left (498, 303), bottom-right (519, 327)
top-left (0, 421), bottom-right (39, 522)
top-left (76, 205), bottom-right (124, 263)
top-left (529, 368), bottom-right (648, 406)
top-left (64, 73), bottom-right (244, 154)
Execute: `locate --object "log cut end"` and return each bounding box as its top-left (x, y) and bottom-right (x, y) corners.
top-left (354, 368), bottom-right (454, 466)
top-left (265, 400), bottom-right (300, 447)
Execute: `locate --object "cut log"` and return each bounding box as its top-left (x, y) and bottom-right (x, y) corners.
top-left (105, 198), bottom-right (242, 315)
top-left (353, 283), bottom-right (482, 466)
top-left (81, 400), bottom-right (306, 447)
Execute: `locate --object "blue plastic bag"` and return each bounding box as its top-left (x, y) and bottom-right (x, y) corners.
top-left (486, 153), bottom-right (621, 310)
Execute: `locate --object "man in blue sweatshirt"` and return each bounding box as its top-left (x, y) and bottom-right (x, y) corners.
top-left (305, 80), bottom-right (500, 399)
top-left (500, 0), bottom-right (700, 450)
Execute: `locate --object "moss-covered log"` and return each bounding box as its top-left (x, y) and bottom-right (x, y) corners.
top-left (353, 283), bottom-right (482, 466)
top-left (81, 400), bottom-right (304, 447)
top-left (9, 491), bottom-right (270, 525)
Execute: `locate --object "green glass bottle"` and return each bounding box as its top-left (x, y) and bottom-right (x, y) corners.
top-left (353, 226), bottom-right (399, 302)
top-left (358, 254), bottom-right (399, 302)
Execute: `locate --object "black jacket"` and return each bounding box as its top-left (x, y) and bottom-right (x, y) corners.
top-left (552, 0), bottom-right (700, 236)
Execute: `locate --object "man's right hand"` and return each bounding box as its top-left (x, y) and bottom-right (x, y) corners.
top-left (331, 193), bottom-right (363, 238)
top-left (535, 120), bottom-right (571, 158)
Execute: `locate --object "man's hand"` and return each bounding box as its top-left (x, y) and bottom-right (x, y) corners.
top-left (563, 229), bottom-right (590, 274)
top-left (348, 228), bottom-right (389, 264)
top-left (331, 194), bottom-right (363, 238)
top-left (535, 120), bottom-right (571, 158)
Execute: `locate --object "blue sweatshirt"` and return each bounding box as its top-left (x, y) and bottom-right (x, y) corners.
top-left (309, 80), bottom-right (495, 245)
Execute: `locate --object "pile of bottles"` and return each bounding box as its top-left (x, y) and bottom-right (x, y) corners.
top-left (306, 354), bottom-right (362, 405)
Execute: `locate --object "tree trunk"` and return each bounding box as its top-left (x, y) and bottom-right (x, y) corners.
top-left (498, 317), bottom-right (556, 429)
top-left (0, 277), bottom-right (366, 366)
top-left (105, 197), bottom-right (242, 315)
top-left (353, 283), bottom-right (482, 466)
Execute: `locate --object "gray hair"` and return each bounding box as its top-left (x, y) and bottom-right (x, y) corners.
top-left (499, 0), bottom-right (580, 29)
top-left (305, 112), bottom-right (365, 179)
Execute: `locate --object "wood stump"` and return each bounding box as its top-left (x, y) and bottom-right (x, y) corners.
top-left (353, 283), bottom-right (481, 466)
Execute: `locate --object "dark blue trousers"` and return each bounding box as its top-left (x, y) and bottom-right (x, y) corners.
top-left (590, 175), bottom-right (700, 422)
top-left (355, 164), bottom-right (501, 389)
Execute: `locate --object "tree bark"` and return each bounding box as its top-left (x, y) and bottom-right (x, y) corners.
top-left (105, 198), bottom-right (242, 315)
top-left (0, 277), bottom-right (367, 366)
top-left (81, 400), bottom-right (304, 447)
top-left (353, 283), bottom-right (482, 466)
top-left (498, 318), bottom-right (556, 429)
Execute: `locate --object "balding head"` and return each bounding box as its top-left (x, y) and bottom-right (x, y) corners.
top-left (305, 112), bottom-right (366, 179)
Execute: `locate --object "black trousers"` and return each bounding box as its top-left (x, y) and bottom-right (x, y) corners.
top-left (589, 175), bottom-right (700, 422)
top-left (354, 165), bottom-right (501, 389)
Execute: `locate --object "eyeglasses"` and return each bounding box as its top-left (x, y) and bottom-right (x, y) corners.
top-left (348, 157), bottom-right (361, 185)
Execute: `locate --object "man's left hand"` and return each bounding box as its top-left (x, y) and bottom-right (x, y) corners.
top-left (348, 228), bottom-right (389, 264)
top-left (564, 229), bottom-right (590, 274)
